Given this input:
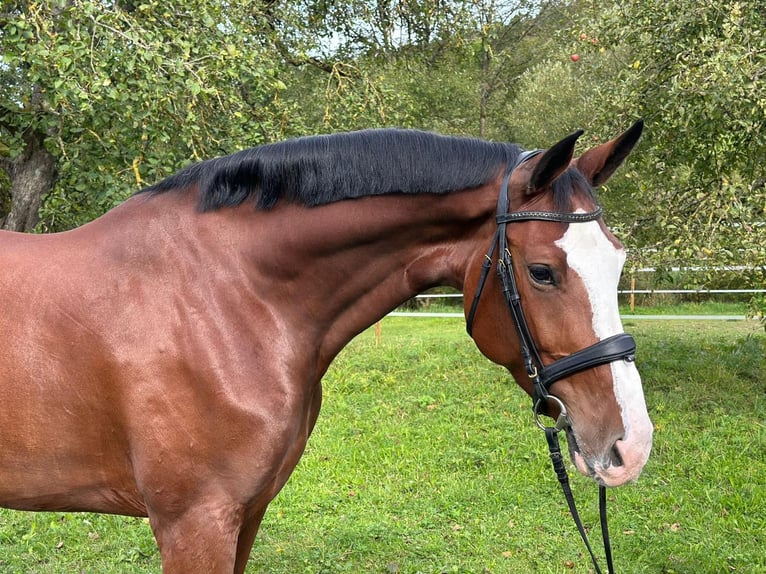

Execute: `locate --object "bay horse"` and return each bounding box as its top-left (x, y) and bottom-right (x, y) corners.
top-left (0, 122), bottom-right (652, 572)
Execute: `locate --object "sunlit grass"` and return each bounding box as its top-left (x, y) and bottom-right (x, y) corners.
top-left (1, 318), bottom-right (763, 573)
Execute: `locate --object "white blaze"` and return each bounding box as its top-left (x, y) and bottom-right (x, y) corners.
top-left (555, 217), bottom-right (653, 484)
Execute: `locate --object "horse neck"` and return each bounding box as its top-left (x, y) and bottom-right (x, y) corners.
top-left (220, 184), bottom-right (500, 369)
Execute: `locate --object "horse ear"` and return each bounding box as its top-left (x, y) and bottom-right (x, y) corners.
top-left (576, 119), bottom-right (644, 186)
top-left (528, 129), bottom-right (584, 194)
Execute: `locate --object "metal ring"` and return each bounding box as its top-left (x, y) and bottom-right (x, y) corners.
top-left (534, 395), bottom-right (569, 432)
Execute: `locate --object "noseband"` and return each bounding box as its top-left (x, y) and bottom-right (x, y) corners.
top-left (466, 150), bottom-right (637, 574)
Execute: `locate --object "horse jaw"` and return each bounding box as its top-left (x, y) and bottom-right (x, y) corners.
top-left (555, 217), bottom-right (653, 487)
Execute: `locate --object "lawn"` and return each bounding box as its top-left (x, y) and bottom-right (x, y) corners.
top-left (1, 317), bottom-right (764, 573)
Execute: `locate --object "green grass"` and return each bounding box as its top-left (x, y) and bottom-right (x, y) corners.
top-left (1, 318), bottom-right (764, 573)
top-left (619, 301), bottom-right (750, 316)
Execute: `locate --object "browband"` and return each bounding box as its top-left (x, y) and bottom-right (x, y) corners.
top-left (497, 207), bottom-right (602, 224)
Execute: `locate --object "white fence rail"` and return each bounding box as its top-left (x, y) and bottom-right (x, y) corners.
top-left (410, 290), bottom-right (766, 297)
top-left (387, 291), bottom-right (762, 321)
top-left (386, 265), bottom-right (764, 320)
top-left (387, 311), bottom-right (752, 320)
top-left (618, 289), bottom-right (765, 294)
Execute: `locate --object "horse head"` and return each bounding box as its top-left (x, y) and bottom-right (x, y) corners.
top-left (466, 122), bottom-right (652, 487)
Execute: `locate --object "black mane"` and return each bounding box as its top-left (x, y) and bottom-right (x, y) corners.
top-left (140, 129), bottom-right (521, 211)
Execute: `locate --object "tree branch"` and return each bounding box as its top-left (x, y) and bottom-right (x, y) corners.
top-left (255, 3), bottom-right (342, 75)
top-left (280, 47), bottom-right (337, 74)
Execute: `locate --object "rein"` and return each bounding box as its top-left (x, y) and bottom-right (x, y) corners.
top-left (466, 150), bottom-right (637, 574)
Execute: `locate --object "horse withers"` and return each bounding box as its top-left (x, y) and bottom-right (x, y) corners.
top-left (0, 123), bottom-right (652, 572)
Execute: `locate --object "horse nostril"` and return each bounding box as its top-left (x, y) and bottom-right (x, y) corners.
top-left (610, 443), bottom-right (625, 467)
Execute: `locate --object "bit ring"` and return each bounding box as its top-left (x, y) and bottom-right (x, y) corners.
top-left (534, 394), bottom-right (569, 432)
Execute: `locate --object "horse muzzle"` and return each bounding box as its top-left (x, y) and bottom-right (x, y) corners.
top-left (566, 363), bottom-right (653, 487)
top-left (568, 429), bottom-right (653, 487)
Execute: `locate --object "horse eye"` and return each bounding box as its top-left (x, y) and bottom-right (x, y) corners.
top-left (528, 265), bottom-right (555, 285)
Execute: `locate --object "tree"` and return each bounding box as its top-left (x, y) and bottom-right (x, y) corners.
top-left (506, 1), bottom-right (765, 322)
top-left (589, 0), bottom-right (765, 322)
top-left (1, 0), bottom-right (289, 231)
top-left (0, 1), bottom-right (569, 230)
top-left (274, 0), bottom-right (564, 138)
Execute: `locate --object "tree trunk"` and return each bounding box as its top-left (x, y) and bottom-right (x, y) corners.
top-left (479, 39), bottom-right (489, 139)
top-left (1, 129), bottom-right (57, 232)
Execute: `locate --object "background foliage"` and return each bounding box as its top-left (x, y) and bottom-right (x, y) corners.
top-left (1, 0), bottom-right (764, 313)
top-left (1, 0), bottom-right (288, 229)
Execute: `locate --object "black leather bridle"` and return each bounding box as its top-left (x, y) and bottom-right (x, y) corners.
top-left (465, 150), bottom-right (637, 574)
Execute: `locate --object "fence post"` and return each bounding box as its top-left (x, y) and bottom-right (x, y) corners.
top-left (630, 274), bottom-right (636, 312)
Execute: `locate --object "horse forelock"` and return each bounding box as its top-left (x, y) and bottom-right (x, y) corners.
top-left (140, 129), bottom-right (522, 211)
top-left (550, 168), bottom-right (598, 213)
